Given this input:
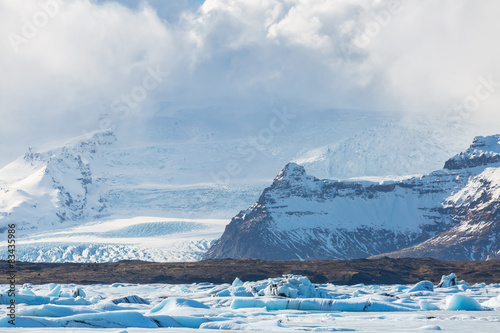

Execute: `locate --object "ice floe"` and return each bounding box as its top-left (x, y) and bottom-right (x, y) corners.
top-left (0, 274), bottom-right (498, 331)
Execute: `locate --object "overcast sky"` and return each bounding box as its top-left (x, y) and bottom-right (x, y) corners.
top-left (1, 0), bottom-right (500, 166)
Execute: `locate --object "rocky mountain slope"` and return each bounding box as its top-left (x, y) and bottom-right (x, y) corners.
top-left (204, 135), bottom-right (500, 261)
top-left (374, 136), bottom-right (500, 260)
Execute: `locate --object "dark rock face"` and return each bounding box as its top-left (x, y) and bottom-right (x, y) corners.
top-left (443, 135), bottom-right (500, 170)
top-left (204, 135), bottom-right (500, 261)
top-left (375, 170), bottom-right (500, 260)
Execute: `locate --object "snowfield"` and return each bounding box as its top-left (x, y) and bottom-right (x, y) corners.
top-left (1, 274), bottom-right (499, 332)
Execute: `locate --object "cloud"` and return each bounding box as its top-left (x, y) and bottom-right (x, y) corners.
top-left (1, 0), bottom-right (500, 165)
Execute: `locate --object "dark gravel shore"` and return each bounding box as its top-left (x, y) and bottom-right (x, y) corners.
top-left (3, 257), bottom-right (499, 285)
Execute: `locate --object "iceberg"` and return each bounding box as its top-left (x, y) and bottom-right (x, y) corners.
top-left (46, 284), bottom-right (62, 297)
top-left (419, 300), bottom-right (440, 311)
top-left (436, 273), bottom-right (457, 288)
top-left (18, 304), bottom-right (99, 317)
top-left (148, 298), bottom-right (210, 316)
top-left (408, 281), bottom-right (434, 293)
top-left (111, 295), bottom-right (150, 305)
top-left (481, 295), bottom-right (500, 309)
top-left (445, 294), bottom-right (483, 311)
top-left (256, 275), bottom-right (318, 298)
top-left (231, 297), bottom-right (417, 312)
top-left (71, 287), bottom-right (86, 298)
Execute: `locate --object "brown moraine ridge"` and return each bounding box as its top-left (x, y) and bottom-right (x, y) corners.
top-left (3, 257), bottom-right (499, 285)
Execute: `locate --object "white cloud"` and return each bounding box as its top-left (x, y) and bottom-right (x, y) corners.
top-left (1, 0), bottom-right (500, 165)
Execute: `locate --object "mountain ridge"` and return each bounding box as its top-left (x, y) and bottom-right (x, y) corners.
top-left (204, 135), bottom-right (500, 261)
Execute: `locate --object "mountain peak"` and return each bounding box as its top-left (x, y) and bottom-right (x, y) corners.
top-left (275, 162), bottom-right (307, 181)
top-left (444, 134), bottom-right (500, 170)
top-left (470, 134), bottom-right (500, 150)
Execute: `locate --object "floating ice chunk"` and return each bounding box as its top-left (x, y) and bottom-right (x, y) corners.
top-left (180, 285), bottom-right (191, 293)
top-left (90, 295), bottom-right (103, 304)
top-left (71, 287), bottom-right (86, 298)
top-left (220, 280), bottom-right (255, 297)
top-left (216, 289), bottom-right (232, 297)
top-left (1, 311), bottom-right (158, 328)
top-left (257, 275), bottom-right (318, 298)
top-left (436, 273), bottom-right (457, 288)
top-left (52, 310), bottom-right (159, 328)
top-left (0, 292), bottom-right (90, 306)
top-left (18, 304), bottom-right (99, 317)
top-left (472, 283), bottom-right (486, 288)
top-left (481, 295), bottom-right (500, 309)
top-left (408, 281), bottom-right (434, 293)
top-left (47, 284), bottom-right (62, 297)
top-left (231, 297), bottom-right (417, 311)
top-left (166, 316), bottom-right (214, 328)
top-left (229, 286), bottom-right (253, 297)
top-left (52, 297), bottom-right (91, 306)
top-left (200, 320), bottom-right (248, 330)
top-left (390, 285), bottom-right (409, 293)
top-left (232, 277), bottom-right (244, 287)
top-left (19, 287), bottom-right (36, 296)
top-left (94, 301), bottom-right (134, 311)
top-left (445, 294), bottom-right (483, 311)
top-left (0, 316), bottom-right (56, 327)
top-left (0, 293), bottom-right (50, 305)
top-left (419, 300), bottom-right (440, 311)
top-left (418, 325), bottom-right (441, 330)
top-left (202, 319), bottom-right (289, 331)
top-left (143, 315), bottom-right (182, 328)
top-left (148, 298), bottom-right (209, 316)
top-left (111, 295), bottom-right (150, 305)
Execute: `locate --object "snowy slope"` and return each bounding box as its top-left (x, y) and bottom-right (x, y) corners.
top-left (205, 135), bottom-right (500, 261)
top-left (376, 136), bottom-right (500, 260)
top-left (294, 119), bottom-right (474, 179)
top-left (0, 131), bottom-right (113, 232)
top-left (0, 130), bottom-right (265, 262)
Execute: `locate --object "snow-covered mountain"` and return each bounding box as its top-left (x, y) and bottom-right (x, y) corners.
top-left (0, 112), bottom-right (484, 263)
top-left (0, 131), bottom-right (114, 232)
top-left (0, 129), bottom-right (265, 262)
top-left (375, 136), bottom-right (500, 260)
top-left (204, 135), bottom-right (500, 261)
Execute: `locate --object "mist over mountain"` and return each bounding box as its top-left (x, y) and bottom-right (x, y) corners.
top-left (2, 0), bottom-right (500, 167)
top-left (1, 0), bottom-right (500, 263)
